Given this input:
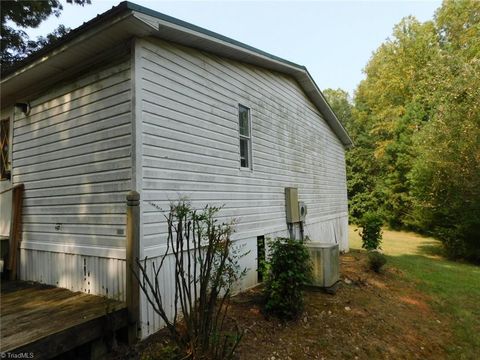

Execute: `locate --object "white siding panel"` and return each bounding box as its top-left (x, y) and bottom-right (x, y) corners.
top-left (136, 39), bottom-right (348, 338)
top-left (139, 254), bottom-right (176, 336)
top-left (305, 215), bottom-right (349, 252)
top-left (138, 38), bottom-right (348, 251)
top-left (13, 60), bottom-right (132, 260)
top-left (139, 237), bottom-right (263, 337)
top-left (20, 249), bottom-right (126, 300)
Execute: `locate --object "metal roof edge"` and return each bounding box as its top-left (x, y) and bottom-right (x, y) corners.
top-left (302, 69), bottom-right (353, 148)
top-left (124, 1), bottom-right (352, 148)
top-left (2, 1), bottom-right (352, 148)
top-left (123, 1), bottom-right (306, 72)
top-left (1, 10), bottom-right (135, 86)
top-left (1, 2), bottom-right (131, 79)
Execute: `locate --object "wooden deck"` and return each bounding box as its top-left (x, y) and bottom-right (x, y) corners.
top-left (0, 281), bottom-right (128, 359)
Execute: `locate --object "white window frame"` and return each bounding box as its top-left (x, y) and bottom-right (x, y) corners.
top-left (238, 104), bottom-right (252, 170)
top-left (0, 116), bottom-right (11, 181)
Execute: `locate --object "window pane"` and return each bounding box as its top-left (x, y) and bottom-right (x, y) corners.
top-left (0, 118), bottom-right (9, 179)
top-left (239, 105), bottom-right (249, 137)
top-left (240, 138), bottom-right (249, 168)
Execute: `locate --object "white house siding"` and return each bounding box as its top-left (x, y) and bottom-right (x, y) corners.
top-left (10, 59), bottom-right (132, 299)
top-left (20, 248), bottom-right (126, 300)
top-left (135, 38), bottom-right (348, 336)
top-left (0, 108), bottom-right (13, 239)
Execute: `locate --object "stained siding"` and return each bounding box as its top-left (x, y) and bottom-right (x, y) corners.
top-left (136, 38), bottom-right (348, 337)
top-left (20, 249), bottom-right (126, 301)
top-left (138, 38), bottom-right (348, 254)
top-left (12, 59), bottom-right (132, 262)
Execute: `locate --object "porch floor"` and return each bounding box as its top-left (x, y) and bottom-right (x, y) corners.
top-left (0, 281), bottom-right (127, 359)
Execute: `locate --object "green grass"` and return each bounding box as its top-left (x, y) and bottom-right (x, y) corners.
top-left (349, 226), bottom-right (480, 359)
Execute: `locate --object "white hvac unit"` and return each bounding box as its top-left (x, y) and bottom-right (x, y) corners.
top-left (306, 242), bottom-right (339, 288)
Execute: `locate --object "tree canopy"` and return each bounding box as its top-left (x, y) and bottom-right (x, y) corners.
top-left (326, 0), bottom-right (479, 261)
top-left (1, 0), bottom-right (90, 74)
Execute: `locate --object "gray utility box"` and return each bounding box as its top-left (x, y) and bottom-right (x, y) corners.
top-left (306, 242), bottom-right (339, 288)
top-left (285, 187), bottom-right (299, 223)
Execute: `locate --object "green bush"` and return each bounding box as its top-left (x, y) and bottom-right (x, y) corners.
top-left (358, 212), bottom-right (383, 250)
top-left (263, 238), bottom-right (311, 320)
top-left (437, 224), bottom-right (480, 263)
top-left (368, 250), bottom-right (387, 273)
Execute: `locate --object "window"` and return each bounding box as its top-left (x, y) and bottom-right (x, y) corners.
top-left (0, 118), bottom-right (10, 180)
top-left (238, 105), bottom-right (252, 168)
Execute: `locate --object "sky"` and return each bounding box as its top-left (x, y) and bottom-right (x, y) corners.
top-left (26, 0), bottom-right (442, 96)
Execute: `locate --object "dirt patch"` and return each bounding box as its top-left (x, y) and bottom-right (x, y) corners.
top-left (114, 250), bottom-right (454, 359)
top-left (231, 251), bottom-right (452, 360)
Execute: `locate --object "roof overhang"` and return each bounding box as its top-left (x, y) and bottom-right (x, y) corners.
top-left (1, 1), bottom-right (353, 148)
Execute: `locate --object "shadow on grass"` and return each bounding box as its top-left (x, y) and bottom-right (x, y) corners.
top-left (416, 242), bottom-right (446, 258)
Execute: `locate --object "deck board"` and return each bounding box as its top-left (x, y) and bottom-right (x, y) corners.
top-left (0, 281), bottom-right (127, 358)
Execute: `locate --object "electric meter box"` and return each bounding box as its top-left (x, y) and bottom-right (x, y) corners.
top-left (285, 187), bottom-right (300, 223)
top-left (298, 201), bottom-right (307, 222)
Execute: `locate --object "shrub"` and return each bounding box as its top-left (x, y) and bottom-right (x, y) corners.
top-left (368, 250), bottom-right (387, 273)
top-left (134, 201), bottom-right (246, 360)
top-left (263, 238), bottom-right (311, 320)
top-left (437, 224), bottom-right (480, 263)
top-left (358, 211), bottom-right (383, 250)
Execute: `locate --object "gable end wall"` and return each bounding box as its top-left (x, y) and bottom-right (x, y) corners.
top-left (135, 37), bottom-right (348, 336)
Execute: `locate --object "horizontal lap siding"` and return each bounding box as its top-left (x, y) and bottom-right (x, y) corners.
top-left (138, 38), bottom-right (347, 252)
top-left (13, 60), bottom-right (132, 259)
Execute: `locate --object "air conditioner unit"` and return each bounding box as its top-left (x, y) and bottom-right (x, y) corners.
top-left (298, 201), bottom-right (307, 222)
top-left (305, 242), bottom-right (339, 288)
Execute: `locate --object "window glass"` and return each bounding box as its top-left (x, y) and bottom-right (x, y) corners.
top-left (0, 118), bottom-right (10, 180)
top-left (240, 138), bottom-right (249, 168)
top-left (239, 105), bottom-right (249, 137)
top-left (238, 105), bottom-right (251, 169)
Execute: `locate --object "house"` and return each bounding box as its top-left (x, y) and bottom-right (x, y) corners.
top-left (0, 1), bottom-right (352, 338)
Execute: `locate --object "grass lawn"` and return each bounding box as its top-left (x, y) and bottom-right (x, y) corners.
top-left (349, 226), bottom-right (480, 359)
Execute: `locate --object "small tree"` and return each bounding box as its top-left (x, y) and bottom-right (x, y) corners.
top-left (134, 201), bottom-right (246, 359)
top-left (358, 212), bottom-right (383, 250)
top-left (263, 238), bottom-right (311, 320)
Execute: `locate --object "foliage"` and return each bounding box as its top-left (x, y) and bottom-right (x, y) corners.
top-left (353, 16), bottom-right (441, 228)
top-left (368, 250), bottom-right (387, 273)
top-left (263, 238), bottom-right (311, 320)
top-left (134, 201), bottom-right (246, 360)
top-left (336, 0), bottom-right (479, 260)
top-left (324, 88), bottom-right (384, 223)
top-left (1, 0), bottom-right (90, 74)
top-left (408, 4), bottom-right (480, 261)
top-left (358, 212), bottom-right (383, 251)
top-left (323, 88), bottom-right (354, 129)
top-left (409, 76), bottom-right (480, 261)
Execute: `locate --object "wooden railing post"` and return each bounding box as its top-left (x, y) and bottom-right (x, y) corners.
top-left (8, 183), bottom-right (24, 281)
top-left (126, 190), bottom-right (140, 344)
